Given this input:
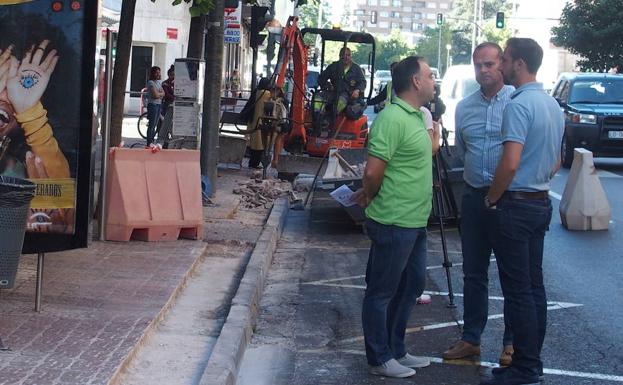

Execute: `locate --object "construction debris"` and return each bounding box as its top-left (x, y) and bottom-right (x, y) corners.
top-left (234, 178), bottom-right (295, 209)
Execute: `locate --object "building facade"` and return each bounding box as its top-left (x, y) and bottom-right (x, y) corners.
top-left (349, 0), bottom-right (454, 43)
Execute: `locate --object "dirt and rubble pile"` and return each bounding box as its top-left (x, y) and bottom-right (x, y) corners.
top-left (233, 178), bottom-right (295, 209)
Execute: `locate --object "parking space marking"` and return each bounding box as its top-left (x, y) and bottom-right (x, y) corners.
top-left (316, 350), bottom-right (623, 383)
top-left (336, 302), bottom-right (582, 346)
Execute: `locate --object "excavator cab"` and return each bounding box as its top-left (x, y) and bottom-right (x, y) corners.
top-left (299, 28), bottom-right (376, 157)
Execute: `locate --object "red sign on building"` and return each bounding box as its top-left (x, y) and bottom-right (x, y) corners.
top-left (167, 27), bottom-right (178, 40)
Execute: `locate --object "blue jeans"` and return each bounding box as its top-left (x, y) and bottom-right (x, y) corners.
top-left (146, 103), bottom-right (161, 145)
top-left (485, 196), bottom-right (552, 379)
top-left (461, 185), bottom-right (513, 347)
top-left (362, 219), bottom-right (427, 366)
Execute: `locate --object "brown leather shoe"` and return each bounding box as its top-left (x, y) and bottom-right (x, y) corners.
top-left (499, 345), bottom-right (514, 366)
top-left (442, 340), bottom-right (481, 360)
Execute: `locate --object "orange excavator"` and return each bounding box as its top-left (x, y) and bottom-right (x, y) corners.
top-left (267, 16), bottom-right (377, 171)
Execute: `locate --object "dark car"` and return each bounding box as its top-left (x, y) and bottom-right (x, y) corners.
top-left (551, 72), bottom-right (623, 167)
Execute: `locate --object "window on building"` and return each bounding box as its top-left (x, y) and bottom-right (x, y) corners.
top-left (391, 22), bottom-right (400, 29)
top-left (380, 11), bottom-right (389, 17)
top-left (392, 0), bottom-right (402, 6)
top-left (411, 22), bottom-right (423, 31)
top-left (380, 0), bottom-right (389, 6)
top-left (392, 11), bottom-right (400, 18)
top-left (379, 21), bottom-right (389, 28)
top-left (130, 46), bottom-right (152, 94)
top-left (427, 2), bottom-right (436, 8)
top-left (413, 12), bottom-right (422, 19)
top-left (440, 2), bottom-right (449, 9)
top-left (355, 9), bottom-right (365, 15)
top-left (369, 0), bottom-right (378, 6)
top-left (414, 1), bottom-right (425, 8)
top-left (426, 13), bottom-right (436, 19)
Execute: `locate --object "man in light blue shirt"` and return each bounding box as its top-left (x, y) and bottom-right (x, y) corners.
top-left (443, 42), bottom-right (516, 366)
top-left (481, 38), bottom-right (564, 385)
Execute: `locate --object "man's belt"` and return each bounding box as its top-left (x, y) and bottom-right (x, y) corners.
top-left (504, 191), bottom-right (549, 201)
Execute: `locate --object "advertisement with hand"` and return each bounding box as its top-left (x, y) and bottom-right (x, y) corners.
top-left (0, 0), bottom-right (97, 251)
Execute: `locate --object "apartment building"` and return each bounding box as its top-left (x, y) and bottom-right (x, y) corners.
top-left (349, 0), bottom-right (454, 44)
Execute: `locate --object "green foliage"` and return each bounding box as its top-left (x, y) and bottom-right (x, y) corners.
top-left (449, 0), bottom-right (512, 49)
top-left (414, 25), bottom-right (471, 71)
top-left (551, 0), bottom-right (623, 71)
top-left (352, 31), bottom-right (411, 70)
top-left (163, 0), bottom-right (257, 16)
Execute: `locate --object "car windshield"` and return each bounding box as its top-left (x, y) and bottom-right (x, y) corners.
top-left (375, 70), bottom-right (391, 80)
top-left (569, 79), bottom-right (623, 104)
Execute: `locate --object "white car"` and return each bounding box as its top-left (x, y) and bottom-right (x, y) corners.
top-left (373, 70), bottom-right (392, 92)
top-left (439, 64), bottom-right (480, 141)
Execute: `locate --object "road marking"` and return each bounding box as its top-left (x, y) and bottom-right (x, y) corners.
top-left (312, 350), bottom-right (623, 383)
top-left (336, 302), bottom-right (582, 345)
top-left (549, 191), bottom-right (563, 201)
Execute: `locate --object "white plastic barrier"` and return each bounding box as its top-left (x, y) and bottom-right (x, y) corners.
top-left (559, 148), bottom-right (611, 230)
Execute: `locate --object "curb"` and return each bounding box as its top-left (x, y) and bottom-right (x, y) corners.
top-left (199, 197), bottom-right (290, 385)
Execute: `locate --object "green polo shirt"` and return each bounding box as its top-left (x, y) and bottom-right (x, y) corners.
top-left (365, 97), bottom-right (432, 228)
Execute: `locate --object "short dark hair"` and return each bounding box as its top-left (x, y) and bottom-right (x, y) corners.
top-left (149, 66), bottom-right (161, 80)
top-left (339, 46), bottom-right (351, 57)
top-left (505, 38), bottom-right (543, 74)
top-left (392, 56), bottom-right (424, 94)
top-left (167, 65), bottom-right (175, 76)
top-left (473, 42), bottom-right (503, 59)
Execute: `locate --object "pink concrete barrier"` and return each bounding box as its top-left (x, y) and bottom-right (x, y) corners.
top-left (105, 148), bottom-right (203, 241)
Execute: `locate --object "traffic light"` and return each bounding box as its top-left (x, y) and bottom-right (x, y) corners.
top-left (496, 12), bottom-right (505, 28)
top-left (370, 11), bottom-right (377, 24)
top-left (250, 6), bottom-right (271, 49)
top-left (436, 13), bottom-right (443, 26)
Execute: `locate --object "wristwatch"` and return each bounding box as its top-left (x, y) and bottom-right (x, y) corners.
top-left (484, 195), bottom-right (497, 209)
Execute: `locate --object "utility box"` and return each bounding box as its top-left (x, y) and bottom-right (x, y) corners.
top-left (172, 59), bottom-right (205, 149)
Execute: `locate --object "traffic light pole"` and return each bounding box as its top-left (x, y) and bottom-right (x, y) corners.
top-left (251, 46), bottom-right (258, 91)
top-left (437, 26), bottom-right (442, 75)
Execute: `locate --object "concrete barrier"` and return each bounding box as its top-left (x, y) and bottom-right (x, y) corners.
top-left (559, 148), bottom-right (611, 230)
top-left (105, 148), bottom-right (203, 241)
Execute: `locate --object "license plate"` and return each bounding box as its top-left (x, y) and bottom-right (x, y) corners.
top-left (608, 131), bottom-right (623, 139)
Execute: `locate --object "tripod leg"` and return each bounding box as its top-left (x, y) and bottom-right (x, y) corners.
top-left (434, 154), bottom-right (456, 308)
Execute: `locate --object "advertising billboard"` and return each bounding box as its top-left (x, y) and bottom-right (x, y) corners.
top-left (0, 0), bottom-right (97, 252)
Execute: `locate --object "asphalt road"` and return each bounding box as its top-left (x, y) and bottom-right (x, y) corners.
top-left (238, 158), bottom-right (623, 385)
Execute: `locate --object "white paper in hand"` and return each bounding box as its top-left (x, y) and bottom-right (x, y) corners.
top-left (330, 185), bottom-right (356, 207)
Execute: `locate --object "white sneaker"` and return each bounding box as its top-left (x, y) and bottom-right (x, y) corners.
top-left (369, 358), bottom-right (416, 378)
top-left (397, 353), bottom-right (431, 368)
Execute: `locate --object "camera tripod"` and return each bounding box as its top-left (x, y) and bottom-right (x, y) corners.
top-left (431, 127), bottom-right (460, 308)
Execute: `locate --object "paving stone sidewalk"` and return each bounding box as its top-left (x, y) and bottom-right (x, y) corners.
top-left (0, 167), bottom-right (274, 385)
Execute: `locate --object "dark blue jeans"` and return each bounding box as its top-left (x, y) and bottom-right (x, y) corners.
top-left (362, 219), bottom-right (427, 366)
top-left (146, 103), bottom-right (161, 146)
top-left (485, 196), bottom-right (552, 379)
top-left (460, 185), bottom-right (513, 347)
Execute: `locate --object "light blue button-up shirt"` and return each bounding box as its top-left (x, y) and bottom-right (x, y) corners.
top-left (502, 82), bottom-right (564, 192)
top-left (455, 85), bottom-right (515, 188)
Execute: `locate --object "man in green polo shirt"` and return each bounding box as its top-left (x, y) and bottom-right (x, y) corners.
top-left (353, 56), bottom-right (439, 378)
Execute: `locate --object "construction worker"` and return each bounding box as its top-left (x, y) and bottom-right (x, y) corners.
top-left (317, 46), bottom-right (366, 116)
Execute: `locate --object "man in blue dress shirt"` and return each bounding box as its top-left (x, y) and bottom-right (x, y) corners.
top-left (443, 42), bottom-right (515, 367)
top-left (480, 38), bottom-right (564, 385)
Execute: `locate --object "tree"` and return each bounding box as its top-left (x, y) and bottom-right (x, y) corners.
top-left (414, 25), bottom-right (471, 73)
top-left (109, 0), bottom-right (137, 147)
top-left (352, 31), bottom-right (411, 71)
top-left (449, 0), bottom-right (512, 50)
top-left (551, 0), bottom-right (623, 71)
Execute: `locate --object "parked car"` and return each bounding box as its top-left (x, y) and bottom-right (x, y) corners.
top-left (551, 72), bottom-right (623, 167)
top-left (373, 69), bottom-right (392, 92)
top-left (430, 66), bottom-right (441, 85)
top-left (439, 65), bottom-right (479, 138)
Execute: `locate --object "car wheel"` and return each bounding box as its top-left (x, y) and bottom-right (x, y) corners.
top-left (561, 133), bottom-right (574, 168)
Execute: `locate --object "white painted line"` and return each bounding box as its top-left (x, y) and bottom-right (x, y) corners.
top-left (337, 302), bottom-right (582, 345)
top-left (326, 350), bottom-right (623, 382)
top-left (597, 169), bottom-right (623, 179)
top-left (549, 191), bottom-right (562, 201)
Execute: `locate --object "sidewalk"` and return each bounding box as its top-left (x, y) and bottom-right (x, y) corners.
top-left (0, 166), bottom-right (283, 385)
